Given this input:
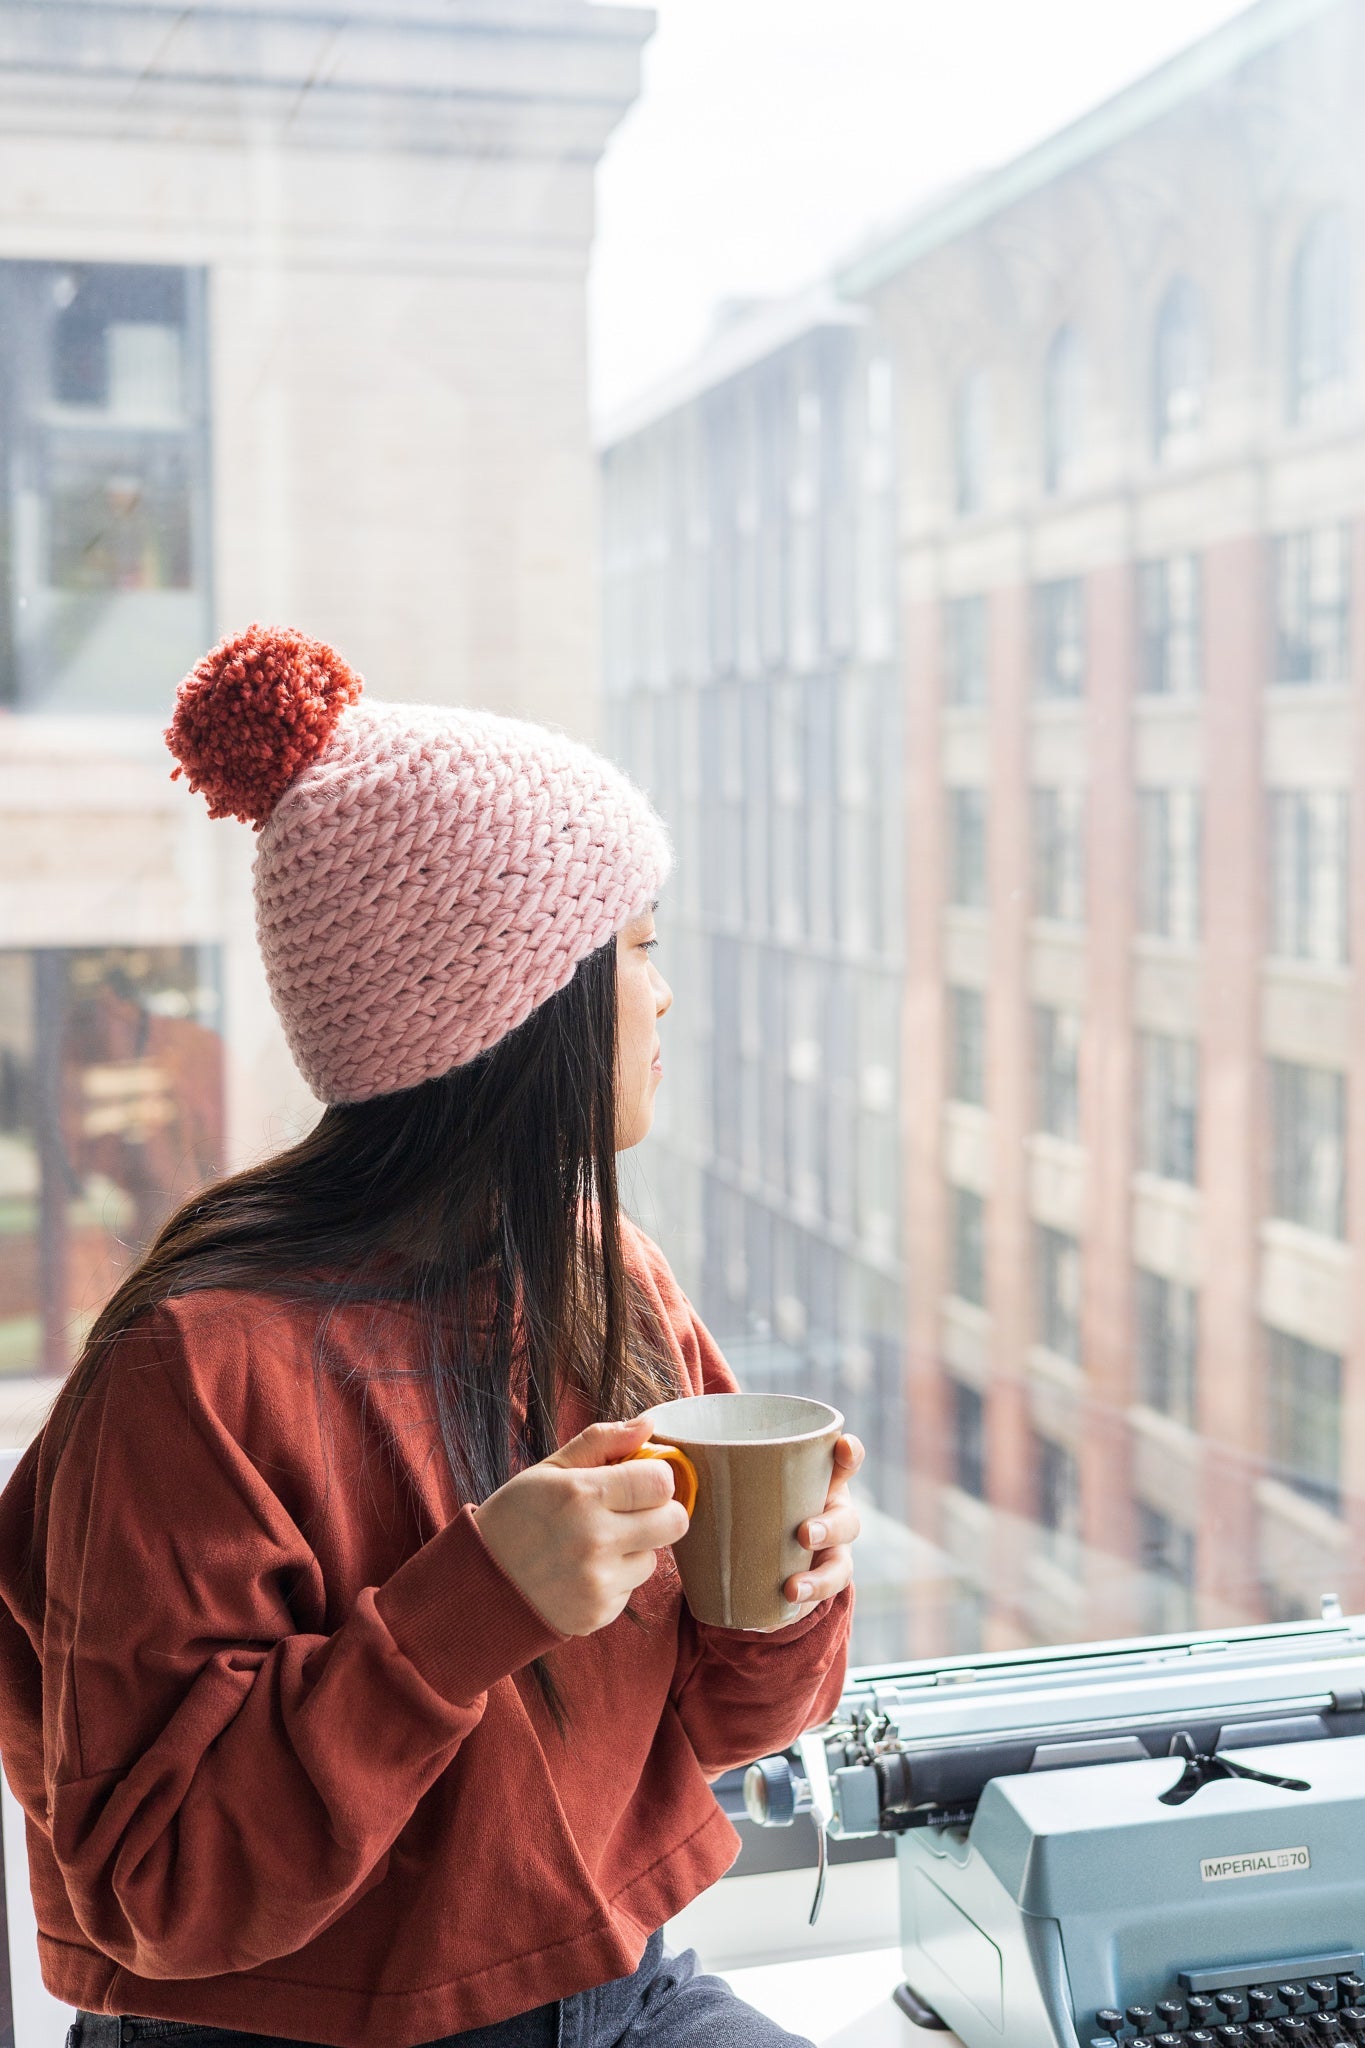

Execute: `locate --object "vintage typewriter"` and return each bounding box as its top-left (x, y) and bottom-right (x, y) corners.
top-left (743, 1603), bottom-right (1365, 2048)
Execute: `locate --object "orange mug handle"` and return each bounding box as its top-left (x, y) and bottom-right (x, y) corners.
top-left (629, 1442), bottom-right (698, 1519)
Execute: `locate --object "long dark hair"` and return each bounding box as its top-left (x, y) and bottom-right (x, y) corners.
top-left (29, 938), bottom-right (680, 1720)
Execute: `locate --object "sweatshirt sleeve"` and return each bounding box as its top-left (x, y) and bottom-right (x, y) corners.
top-left (41, 1307), bottom-right (564, 1982)
top-left (623, 1222), bottom-right (854, 1776)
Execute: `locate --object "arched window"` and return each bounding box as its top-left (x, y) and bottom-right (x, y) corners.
top-left (1043, 324), bottom-right (1082, 494)
top-left (955, 369), bottom-right (988, 517)
top-left (1290, 210), bottom-right (1350, 425)
top-left (1152, 278), bottom-right (1206, 460)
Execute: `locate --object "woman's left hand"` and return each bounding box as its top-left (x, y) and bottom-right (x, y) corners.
top-left (783, 1434), bottom-right (864, 1621)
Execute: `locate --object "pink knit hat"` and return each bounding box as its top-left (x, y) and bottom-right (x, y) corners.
top-left (165, 624), bottom-right (671, 1104)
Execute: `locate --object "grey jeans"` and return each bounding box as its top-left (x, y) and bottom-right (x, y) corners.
top-left (68, 1931), bottom-right (815, 2048)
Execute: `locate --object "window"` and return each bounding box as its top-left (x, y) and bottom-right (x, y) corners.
top-left (1137, 788), bottom-right (1202, 942)
top-left (1135, 1268), bottom-right (1197, 1426)
top-left (1289, 210), bottom-right (1350, 426)
top-left (947, 788), bottom-right (988, 909)
top-left (1266, 1326), bottom-right (1342, 1514)
top-left (954, 369), bottom-right (988, 517)
top-left (1276, 526), bottom-right (1350, 684)
top-left (1139, 1033), bottom-right (1199, 1185)
top-left (1270, 1059), bottom-right (1347, 1239)
top-left (1034, 1004), bottom-right (1081, 1141)
top-left (951, 1185), bottom-right (987, 1307)
top-left (1034, 1433), bottom-right (1081, 1573)
top-left (1035, 577), bottom-right (1085, 698)
top-left (952, 1380), bottom-right (986, 1499)
top-left (949, 986), bottom-right (986, 1106)
top-left (1043, 324), bottom-right (1082, 494)
top-left (1152, 276), bottom-right (1206, 458)
top-left (1032, 787), bottom-right (1085, 924)
top-left (946, 593), bottom-right (988, 707)
top-left (1269, 791), bottom-right (1349, 965)
top-left (1137, 1503), bottom-right (1196, 1632)
top-left (0, 260), bottom-right (210, 711)
top-left (0, 946), bottom-right (224, 1377)
top-left (1035, 1224), bottom-right (1081, 1362)
top-left (1139, 554), bottom-right (1202, 696)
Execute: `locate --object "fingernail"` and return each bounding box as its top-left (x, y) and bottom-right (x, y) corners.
top-left (808, 1521), bottom-right (826, 1546)
top-left (796, 1580), bottom-right (813, 1602)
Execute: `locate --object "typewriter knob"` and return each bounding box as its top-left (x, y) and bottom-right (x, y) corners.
top-left (1217, 1995), bottom-right (1246, 2021)
top-left (1188, 1999), bottom-right (1216, 2027)
top-left (1187, 2032), bottom-right (1217, 2048)
top-left (1154, 2034), bottom-right (1183, 2048)
top-left (1157, 2002), bottom-right (1184, 2030)
top-left (742, 1756), bottom-right (807, 1828)
top-left (1126, 2008), bottom-right (1154, 2034)
top-left (1096, 2012), bottom-right (1126, 2039)
top-left (1282, 1989), bottom-right (1310, 2015)
top-left (1247, 2025), bottom-right (1279, 2046)
top-left (1216, 2026), bottom-right (1247, 2046)
top-left (1249, 1992), bottom-right (1277, 2022)
top-left (1337, 2012), bottom-right (1365, 2040)
top-left (1309, 1985), bottom-right (1336, 2013)
top-left (1340, 1982), bottom-right (1365, 2009)
top-left (1282, 2019), bottom-right (1313, 2042)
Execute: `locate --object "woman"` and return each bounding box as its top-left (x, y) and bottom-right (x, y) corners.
top-left (0, 626), bottom-right (861, 2048)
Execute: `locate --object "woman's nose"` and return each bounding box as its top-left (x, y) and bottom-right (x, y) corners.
top-left (653, 970), bottom-right (673, 1017)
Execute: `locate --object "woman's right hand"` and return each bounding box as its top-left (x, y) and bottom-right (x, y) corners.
top-left (472, 1415), bottom-right (690, 1637)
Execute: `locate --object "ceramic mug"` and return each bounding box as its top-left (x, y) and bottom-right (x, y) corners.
top-left (633, 1391), bottom-right (844, 1631)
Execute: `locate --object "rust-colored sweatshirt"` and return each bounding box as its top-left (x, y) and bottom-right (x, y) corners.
top-left (0, 1222), bottom-right (850, 2048)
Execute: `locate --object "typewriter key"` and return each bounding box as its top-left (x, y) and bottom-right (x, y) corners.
top-left (1337, 2015), bottom-right (1365, 2041)
top-left (1159, 2005), bottom-right (1186, 2031)
top-left (1281, 2018), bottom-right (1313, 2043)
top-left (1249, 1994), bottom-right (1278, 2023)
top-left (1097, 2013), bottom-right (1127, 2040)
top-left (1340, 1984), bottom-right (1365, 2010)
top-left (1309, 1986), bottom-right (1336, 2013)
top-left (1154, 2033), bottom-right (1183, 2047)
top-left (1128, 2010), bottom-right (1155, 2034)
top-left (1282, 1991), bottom-right (1310, 2015)
top-left (1188, 2000), bottom-right (1216, 2028)
top-left (1216, 2026), bottom-right (1247, 2047)
top-left (1247, 2025), bottom-right (1279, 2047)
top-left (1219, 1997), bottom-right (1247, 2022)
top-left (1186, 2031), bottom-right (1217, 2048)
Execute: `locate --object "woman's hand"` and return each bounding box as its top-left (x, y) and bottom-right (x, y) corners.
top-left (782, 1434), bottom-right (864, 1623)
top-left (473, 1416), bottom-right (689, 1638)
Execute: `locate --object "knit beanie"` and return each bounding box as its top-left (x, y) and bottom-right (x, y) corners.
top-left (165, 624), bottom-right (671, 1104)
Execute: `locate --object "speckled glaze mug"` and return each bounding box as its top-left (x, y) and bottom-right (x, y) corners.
top-left (643, 1392), bottom-right (844, 1632)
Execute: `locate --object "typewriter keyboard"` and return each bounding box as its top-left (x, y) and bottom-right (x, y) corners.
top-left (1090, 1968), bottom-right (1365, 2048)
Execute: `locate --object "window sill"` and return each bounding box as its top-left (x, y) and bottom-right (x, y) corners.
top-left (1255, 1474), bottom-right (1348, 1552)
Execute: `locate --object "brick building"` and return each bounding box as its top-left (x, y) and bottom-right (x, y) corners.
top-left (843, 0), bottom-right (1365, 1649)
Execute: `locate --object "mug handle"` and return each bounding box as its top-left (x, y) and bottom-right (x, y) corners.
top-left (628, 1442), bottom-right (698, 1519)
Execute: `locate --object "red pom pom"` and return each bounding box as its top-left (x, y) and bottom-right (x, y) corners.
top-left (165, 624), bottom-right (364, 827)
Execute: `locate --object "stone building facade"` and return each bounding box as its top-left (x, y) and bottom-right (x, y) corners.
top-left (844, 0), bottom-right (1365, 1648)
top-left (0, 0), bottom-right (650, 1412)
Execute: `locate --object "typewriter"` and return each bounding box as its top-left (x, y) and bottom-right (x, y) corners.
top-left (743, 1603), bottom-right (1365, 2048)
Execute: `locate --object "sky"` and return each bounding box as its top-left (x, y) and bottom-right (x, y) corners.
top-left (588, 0), bottom-right (1254, 418)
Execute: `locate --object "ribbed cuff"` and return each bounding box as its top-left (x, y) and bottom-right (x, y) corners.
top-left (374, 1504), bottom-right (567, 1706)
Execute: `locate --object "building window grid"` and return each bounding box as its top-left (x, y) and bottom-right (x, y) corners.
top-left (1033, 1432), bottom-right (1081, 1575)
top-left (1276, 526), bottom-right (1350, 685)
top-left (1034, 1003), bottom-right (1081, 1142)
top-left (1266, 1325), bottom-right (1342, 1515)
top-left (1139, 554), bottom-right (1202, 696)
top-left (1153, 276), bottom-right (1206, 459)
top-left (952, 1379), bottom-right (986, 1499)
top-left (946, 593), bottom-right (988, 708)
top-left (1137, 788), bottom-right (1202, 943)
top-left (1269, 790), bottom-right (1350, 966)
top-left (951, 1185), bottom-right (987, 1309)
top-left (948, 787), bottom-right (989, 910)
top-left (1139, 1032), bottom-right (1200, 1186)
top-left (1035, 1224), bottom-right (1081, 1363)
top-left (1035, 578), bottom-right (1085, 699)
top-left (1270, 1057), bottom-right (1347, 1240)
top-left (1290, 210), bottom-right (1351, 427)
top-left (1137, 1502), bottom-right (1197, 1632)
top-left (949, 986), bottom-right (987, 1107)
top-left (1043, 324), bottom-right (1083, 496)
top-left (1032, 787), bottom-right (1085, 925)
top-left (1135, 1268), bottom-right (1198, 1427)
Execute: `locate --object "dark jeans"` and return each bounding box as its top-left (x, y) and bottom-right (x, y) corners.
top-left (68, 1930), bottom-right (815, 2048)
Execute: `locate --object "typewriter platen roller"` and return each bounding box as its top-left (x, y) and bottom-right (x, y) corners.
top-left (745, 1605), bottom-right (1365, 2048)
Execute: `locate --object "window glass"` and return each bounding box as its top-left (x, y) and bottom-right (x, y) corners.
top-left (946, 593), bottom-right (988, 707)
top-left (1269, 1059), bottom-right (1347, 1239)
top-left (1268, 790), bottom-right (1350, 965)
top-left (1137, 788), bottom-right (1202, 942)
top-left (951, 1379), bottom-right (986, 1498)
top-left (1152, 276), bottom-right (1206, 458)
top-left (1034, 1224), bottom-right (1081, 1361)
top-left (949, 986), bottom-right (987, 1106)
top-left (1266, 1327), bottom-right (1342, 1514)
top-left (1031, 787), bottom-right (1086, 923)
top-left (1138, 554), bottom-right (1202, 695)
top-left (950, 1185), bottom-right (987, 1306)
top-left (1135, 1268), bottom-right (1198, 1427)
top-left (954, 369), bottom-right (989, 517)
top-left (947, 787), bottom-right (989, 909)
top-left (1034, 1003), bottom-right (1081, 1141)
top-left (1275, 525), bottom-right (1350, 683)
top-left (1035, 577), bottom-right (1085, 698)
top-left (1034, 1432), bottom-right (1081, 1575)
top-left (1290, 210), bottom-right (1351, 425)
top-left (1042, 324), bottom-right (1083, 493)
top-left (1138, 1033), bottom-right (1200, 1185)
top-left (1136, 1504), bottom-right (1197, 1632)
